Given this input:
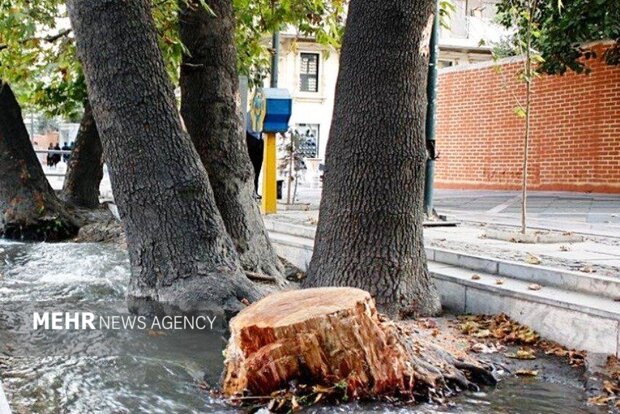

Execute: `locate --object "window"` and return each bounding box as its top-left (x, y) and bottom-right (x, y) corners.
top-left (295, 123), bottom-right (320, 158)
top-left (300, 53), bottom-right (320, 93)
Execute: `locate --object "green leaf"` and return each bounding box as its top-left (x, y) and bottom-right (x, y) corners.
top-left (514, 107), bottom-right (527, 118)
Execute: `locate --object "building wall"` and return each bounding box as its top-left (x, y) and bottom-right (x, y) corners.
top-left (435, 45), bottom-right (620, 193)
top-left (275, 39), bottom-right (494, 161)
top-left (277, 38), bottom-right (340, 160)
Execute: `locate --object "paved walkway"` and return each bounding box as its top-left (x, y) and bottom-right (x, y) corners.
top-left (271, 185), bottom-right (620, 278)
top-left (285, 185), bottom-right (620, 238)
top-left (432, 190), bottom-right (620, 238)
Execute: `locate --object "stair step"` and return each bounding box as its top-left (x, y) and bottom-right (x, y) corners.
top-left (428, 248), bottom-right (620, 299)
top-left (429, 261), bottom-right (620, 355)
top-left (268, 227), bottom-right (620, 355)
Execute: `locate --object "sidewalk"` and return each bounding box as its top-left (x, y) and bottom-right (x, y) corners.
top-left (433, 190), bottom-right (620, 238)
top-left (265, 191), bottom-right (620, 355)
top-left (277, 184), bottom-right (620, 274)
top-left (283, 185), bottom-right (620, 238)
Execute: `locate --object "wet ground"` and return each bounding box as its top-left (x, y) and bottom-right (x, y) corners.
top-left (0, 241), bottom-right (609, 413)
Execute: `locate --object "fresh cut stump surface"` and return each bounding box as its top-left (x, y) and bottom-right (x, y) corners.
top-left (222, 287), bottom-right (494, 400)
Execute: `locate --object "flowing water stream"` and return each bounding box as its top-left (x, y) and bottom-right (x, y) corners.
top-left (0, 241), bottom-right (605, 413)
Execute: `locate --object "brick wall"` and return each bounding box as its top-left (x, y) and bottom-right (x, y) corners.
top-left (435, 44), bottom-right (620, 193)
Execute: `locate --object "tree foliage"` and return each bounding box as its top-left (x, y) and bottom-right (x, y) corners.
top-left (0, 0), bottom-right (347, 117)
top-left (234, 0), bottom-right (346, 85)
top-left (496, 0), bottom-right (620, 74)
top-left (0, 1), bottom-right (83, 117)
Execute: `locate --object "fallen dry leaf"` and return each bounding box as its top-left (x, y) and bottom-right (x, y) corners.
top-left (528, 283), bottom-right (542, 291)
top-left (460, 321), bottom-right (479, 335)
top-left (459, 313), bottom-right (540, 345)
top-left (495, 279), bottom-right (504, 285)
top-left (471, 274), bottom-right (481, 280)
top-left (506, 347), bottom-right (536, 360)
top-left (526, 253), bottom-right (541, 265)
top-left (291, 396), bottom-right (300, 411)
top-left (471, 343), bottom-right (499, 354)
top-left (603, 380), bottom-right (620, 395)
top-left (240, 298), bottom-right (251, 306)
top-left (422, 318), bottom-right (438, 329)
top-left (515, 369), bottom-right (539, 377)
top-left (473, 329), bottom-right (492, 338)
top-left (559, 245), bottom-right (571, 252)
top-left (588, 394), bottom-right (614, 406)
top-left (579, 263), bottom-right (595, 273)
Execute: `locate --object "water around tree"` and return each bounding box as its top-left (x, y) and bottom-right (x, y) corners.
top-left (0, 241), bottom-right (603, 413)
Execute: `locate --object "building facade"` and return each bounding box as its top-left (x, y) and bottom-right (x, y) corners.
top-left (435, 43), bottom-right (620, 193)
top-left (267, 0), bottom-right (506, 162)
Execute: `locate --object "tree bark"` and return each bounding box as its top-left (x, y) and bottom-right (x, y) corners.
top-left (68, 0), bottom-right (260, 315)
top-left (0, 82), bottom-right (80, 241)
top-left (179, 0), bottom-right (284, 281)
top-left (303, 0), bottom-right (441, 318)
top-left (223, 287), bottom-right (494, 404)
top-left (61, 100), bottom-right (104, 209)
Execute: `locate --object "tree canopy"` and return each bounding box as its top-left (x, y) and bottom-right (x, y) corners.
top-left (0, 0), bottom-right (346, 118)
top-left (496, 0), bottom-right (619, 74)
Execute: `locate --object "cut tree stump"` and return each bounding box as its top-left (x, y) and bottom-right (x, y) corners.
top-left (222, 287), bottom-right (495, 404)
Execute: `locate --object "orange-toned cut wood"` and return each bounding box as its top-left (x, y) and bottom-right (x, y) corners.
top-left (222, 287), bottom-right (494, 401)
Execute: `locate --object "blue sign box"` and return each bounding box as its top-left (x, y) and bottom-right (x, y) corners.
top-left (262, 88), bottom-right (292, 133)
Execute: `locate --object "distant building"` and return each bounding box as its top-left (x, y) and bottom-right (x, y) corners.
top-left (263, 0), bottom-right (508, 162)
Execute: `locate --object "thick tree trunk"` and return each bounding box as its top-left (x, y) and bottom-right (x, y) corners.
top-left (0, 82), bottom-right (80, 241)
top-left (61, 100), bottom-right (104, 209)
top-left (179, 0), bottom-right (284, 280)
top-left (223, 287), bottom-right (494, 405)
top-left (303, 0), bottom-right (441, 318)
top-left (68, 0), bottom-right (260, 315)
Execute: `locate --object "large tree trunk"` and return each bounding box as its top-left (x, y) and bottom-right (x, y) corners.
top-left (179, 0), bottom-right (284, 281)
top-left (0, 82), bottom-right (80, 241)
top-left (61, 100), bottom-right (104, 209)
top-left (303, 0), bottom-right (441, 318)
top-left (68, 0), bottom-right (260, 315)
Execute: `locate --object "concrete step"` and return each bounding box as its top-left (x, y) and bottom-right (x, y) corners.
top-left (267, 227), bottom-right (620, 356)
top-left (431, 262), bottom-right (619, 355)
top-left (0, 381), bottom-right (9, 414)
top-left (269, 231), bottom-right (314, 270)
top-left (264, 219), bottom-right (316, 239)
top-left (265, 218), bottom-right (620, 299)
top-left (428, 248), bottom-right (620, 300)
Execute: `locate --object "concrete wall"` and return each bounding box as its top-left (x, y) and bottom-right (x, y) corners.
top-left (435, 44), bottom-right (620, 193)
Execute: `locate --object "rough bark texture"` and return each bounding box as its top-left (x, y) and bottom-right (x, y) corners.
top-left (68, 0), bottom-right (260, 315)
top-left (61, 101), bottom-right (104, 209)
top-left (223, 287), bottom-right (494, 401)
top-left (0, 82), bottom-right (80, 241)
top-left (179, 0), bottom-right (284, 281)
top-left (303, 0), bottom-right (441, 318)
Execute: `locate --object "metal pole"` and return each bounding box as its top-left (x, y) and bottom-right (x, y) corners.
top-left (287, 134), bottom-right (294, 204)
top-left (423, 1), bottom-right (440, 217)
top-left (270, 32), bottom-right (280, 88)
top-left (30, 111), bottom-right (35, 141)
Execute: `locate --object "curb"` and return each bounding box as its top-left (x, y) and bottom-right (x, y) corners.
top-left (266, 218), bottom-right (620, 299)
top-left (427, 248), bottom-right (620, 299)
top-left (267, 226), bottom-right (620, 356)
top-left (0, 381), bottom-right (11, 413)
